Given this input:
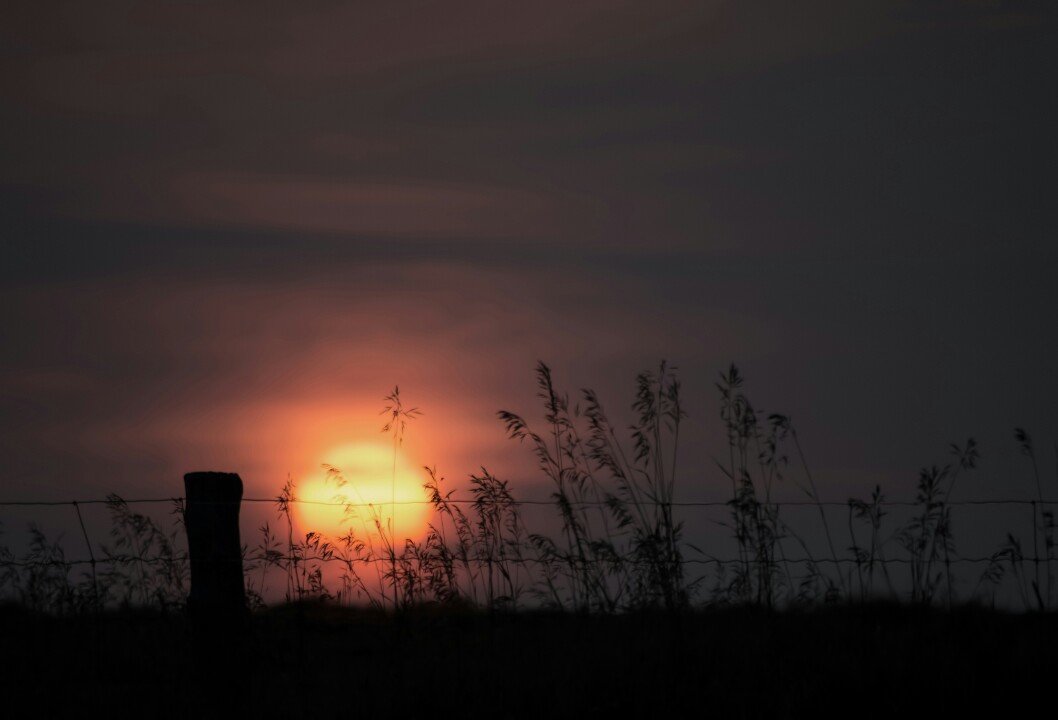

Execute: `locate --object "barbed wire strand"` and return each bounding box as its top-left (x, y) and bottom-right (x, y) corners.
top-left (2, 497), bottom-right (1057, 508)
top-left (0, 554), bottom-right (1030, 569)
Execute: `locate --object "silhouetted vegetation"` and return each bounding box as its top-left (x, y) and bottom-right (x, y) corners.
top-left (3, 362), bottom-right (1057, 717)
top-left (1, 602), bottom-right (1055, 718)
top-left (1, 362), bottom-right (1056, 614)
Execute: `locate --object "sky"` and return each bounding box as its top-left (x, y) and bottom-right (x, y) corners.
top-left (1, 1), bottom-right (1057, 553)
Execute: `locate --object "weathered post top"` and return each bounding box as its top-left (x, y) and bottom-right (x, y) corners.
top-left (184, 471), bottom-right (246, 618)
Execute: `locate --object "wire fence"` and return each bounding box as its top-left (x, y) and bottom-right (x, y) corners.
top-left (2, 495), bottom-right (1055, 560)
top-left (3, 496), bottom-right (1057, 507)
top-left (2, 494), bottom-right (1056, 610)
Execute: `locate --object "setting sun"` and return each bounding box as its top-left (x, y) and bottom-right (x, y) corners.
top-left (295, 441), bottom-right (431, 545)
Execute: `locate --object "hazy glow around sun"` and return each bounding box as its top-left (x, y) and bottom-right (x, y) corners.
top-left (295, 441), bottom-right (430, 545)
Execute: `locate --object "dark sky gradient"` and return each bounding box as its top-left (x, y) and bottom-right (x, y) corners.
top-left (2, 1), bottom-right (1056, 517)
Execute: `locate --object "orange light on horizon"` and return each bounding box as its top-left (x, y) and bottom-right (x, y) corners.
top-left (294, 441), bottom-right (431, 547)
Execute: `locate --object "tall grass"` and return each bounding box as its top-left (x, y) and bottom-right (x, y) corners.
top-left (1, 362), bottom-right (1055, 614)
top-left (0, 497), bottom-right (188, 613)
top-left (496, 361), bottom-right (687, 610)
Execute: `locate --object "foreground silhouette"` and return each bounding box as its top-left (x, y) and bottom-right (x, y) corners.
top-left (2, 602), bottom-right (1056, 718)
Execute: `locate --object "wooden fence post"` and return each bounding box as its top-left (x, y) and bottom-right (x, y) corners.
top-left (184, 471), bottom-right (246, 617)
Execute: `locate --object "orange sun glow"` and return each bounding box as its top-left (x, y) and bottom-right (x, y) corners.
top-left (294, 441), bottom-right (431, 545)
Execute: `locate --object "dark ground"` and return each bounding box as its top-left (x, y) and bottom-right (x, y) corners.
top-left (1, 603), bottom-right (1055, 718)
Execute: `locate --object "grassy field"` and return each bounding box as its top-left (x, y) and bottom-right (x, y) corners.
top-left (3, 601), bottom-right (1055, 718)
top-left (3, 364), bottom-right (1056, 717)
